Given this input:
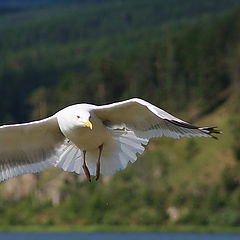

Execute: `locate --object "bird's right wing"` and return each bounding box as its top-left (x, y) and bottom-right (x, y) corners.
top-left (94, 98), bottom-right (220, 139)
top-left (0, 115), bottom-right (66, 182)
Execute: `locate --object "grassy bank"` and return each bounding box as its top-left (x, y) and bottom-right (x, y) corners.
top-left (1, 224), bottom-right (240, 233)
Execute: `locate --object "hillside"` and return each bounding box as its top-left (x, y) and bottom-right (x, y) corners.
top-left (0, 0), bottom-right (240, 122)
top-left (0, 0), bottom-right (240, 230)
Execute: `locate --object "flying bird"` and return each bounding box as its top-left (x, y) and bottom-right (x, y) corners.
top-left (0, 98), bottom-right (220, 182)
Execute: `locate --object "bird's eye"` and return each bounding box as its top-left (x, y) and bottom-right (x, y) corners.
top-left (77, 115), bottom-right (80, 119)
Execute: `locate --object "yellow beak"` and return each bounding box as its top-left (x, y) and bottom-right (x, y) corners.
top-left (84, 120), bottom-right (93, 130)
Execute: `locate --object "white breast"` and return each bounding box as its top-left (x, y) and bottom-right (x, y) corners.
top-left (60, 112), bottom-right (111, 151)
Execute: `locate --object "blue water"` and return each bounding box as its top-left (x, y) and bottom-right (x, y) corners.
top-left (0, 233), bottom-right (239, 240)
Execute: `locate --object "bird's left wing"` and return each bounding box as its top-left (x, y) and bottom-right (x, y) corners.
top-left (94, 98), bottom-right (220, 139)
top-left (0, 115), bottom-right (66, 181)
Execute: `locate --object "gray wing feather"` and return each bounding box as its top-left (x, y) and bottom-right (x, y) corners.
top-left (0, 115), bottom-right (65, 181)
top-left (94, 98), bottom-right (220, 139)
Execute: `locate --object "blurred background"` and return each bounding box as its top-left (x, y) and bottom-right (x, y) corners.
top-left (0, 0), bottom-right (240, 231)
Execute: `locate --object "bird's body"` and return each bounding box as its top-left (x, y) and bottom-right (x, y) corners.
top-left (0, 98), bottom-right (220, 182)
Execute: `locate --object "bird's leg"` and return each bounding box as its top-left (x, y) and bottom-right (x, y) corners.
top-left (82, 150), bottom-right (91, 182)
top-left (96, 144), bottom-right (103, 181)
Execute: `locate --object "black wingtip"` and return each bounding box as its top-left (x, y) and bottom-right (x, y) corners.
top-left (165, 119), bottom-right (222, 139)
top-left (200, 126), bottom-right (222, 140)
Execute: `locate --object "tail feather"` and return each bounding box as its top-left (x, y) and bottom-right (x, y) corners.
top-left (120, 144), bottom-right (137, 162)
top-left (55, 143), bottom-right (82, 173)
top-left (55, 130), bottom-right (148, 176)
top-left (62, 146), bottom-right (76, 171)
top-left (73, 154), bottom-right (82, 174)
top-left (117, 136), bottom-right (145, 153)
top-left (99, 130), bottom-right (148, 174)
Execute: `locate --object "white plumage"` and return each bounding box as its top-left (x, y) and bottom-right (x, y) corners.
top-left (0, 98), bottom-right (220, 182)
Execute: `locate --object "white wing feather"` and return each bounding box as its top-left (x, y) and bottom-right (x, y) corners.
top-left (0, 115), bottom-right (65, 181)
top-left (94, 98), bottom-right (219, 139)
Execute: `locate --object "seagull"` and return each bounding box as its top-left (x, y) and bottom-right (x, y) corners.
top-left (0, 98), bottom-right (220, 182)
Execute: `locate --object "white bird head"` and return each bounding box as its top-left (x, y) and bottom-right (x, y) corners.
top-left (75, 112), bottom-right (92, 130)
top-left (57, 104), bottom-right (93, 132)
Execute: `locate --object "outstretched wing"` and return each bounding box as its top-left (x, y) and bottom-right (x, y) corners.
top-left (0, 115), bottom-right (66, 182)
top-left (94, 98), bottom-right (220, 139)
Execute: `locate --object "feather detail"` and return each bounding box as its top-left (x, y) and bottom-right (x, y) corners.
top-left (94, 98), bottom-right (221, 140)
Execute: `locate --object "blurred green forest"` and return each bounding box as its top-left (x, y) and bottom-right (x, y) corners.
top-left (0, 0), bottom-right (240, 231)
